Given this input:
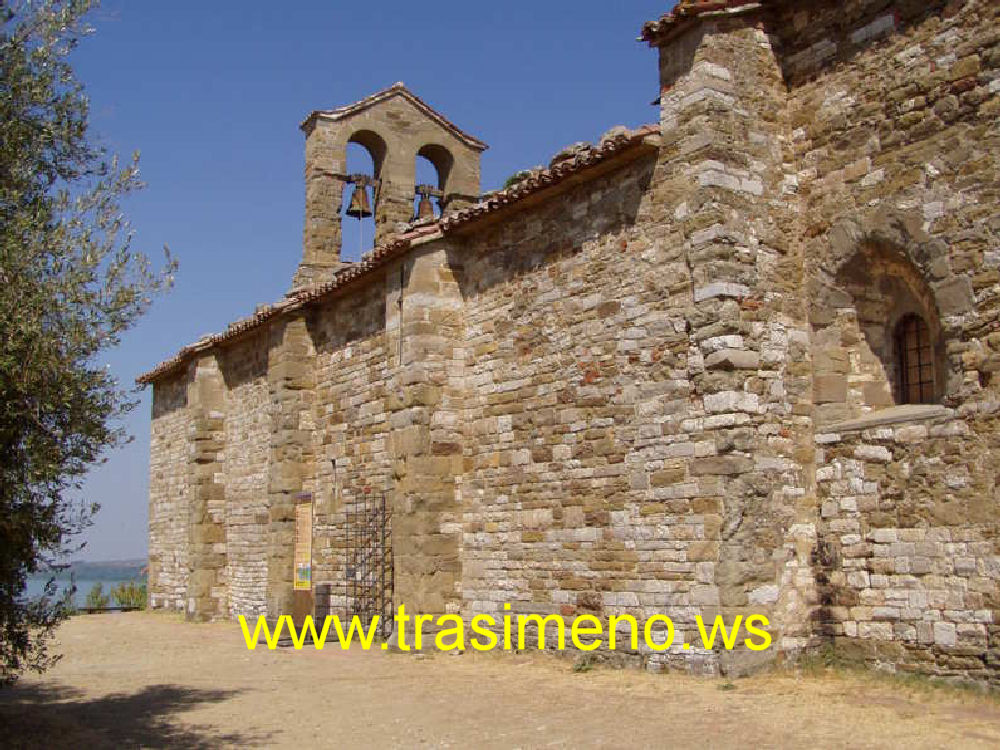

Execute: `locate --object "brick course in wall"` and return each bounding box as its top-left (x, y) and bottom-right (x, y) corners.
top-left (141, 0), bottom-right (1000, 684)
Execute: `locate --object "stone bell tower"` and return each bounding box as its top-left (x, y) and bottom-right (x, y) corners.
top-left (293, 82), bottom-right (488, 289)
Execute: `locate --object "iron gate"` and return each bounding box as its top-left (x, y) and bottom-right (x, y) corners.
top-left (343, 492), bottom-right (393, 639)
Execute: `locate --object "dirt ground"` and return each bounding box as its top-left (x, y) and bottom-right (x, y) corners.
top-left (2, 613), bottom-right (1000, 748)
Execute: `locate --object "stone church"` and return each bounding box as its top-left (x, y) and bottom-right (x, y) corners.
top-left (140, 0), bottom-right (1000, 682)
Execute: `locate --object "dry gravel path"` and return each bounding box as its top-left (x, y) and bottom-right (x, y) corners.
top-left (1, 612), bottom-right (999, 748)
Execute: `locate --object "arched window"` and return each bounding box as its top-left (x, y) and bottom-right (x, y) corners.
top-left (895, 314), bottom-right (935, 404)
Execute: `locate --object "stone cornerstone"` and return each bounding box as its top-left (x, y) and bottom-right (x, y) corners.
top-left (139, 0), bottom-right (1000, 684)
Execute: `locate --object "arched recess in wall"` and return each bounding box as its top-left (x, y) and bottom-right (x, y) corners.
top-left (413, 144), bottom-right (454, 220)
top-left (808, 209), bottom-right (967, 423)
top-left (342, 130), bottom-right (387, 261)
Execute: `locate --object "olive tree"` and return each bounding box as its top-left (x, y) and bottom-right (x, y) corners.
top-left (1, 0), bottom-right (174, 684)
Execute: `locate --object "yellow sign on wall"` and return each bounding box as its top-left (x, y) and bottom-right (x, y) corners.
top-left (294, 498), bottom-right (313, 591)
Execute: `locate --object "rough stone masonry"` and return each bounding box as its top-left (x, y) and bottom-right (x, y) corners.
top-left (139, 0), bottom-right (1000, 684)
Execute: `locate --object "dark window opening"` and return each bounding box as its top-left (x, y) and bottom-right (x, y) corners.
top-left (895, 314), bottom-right (935, 405)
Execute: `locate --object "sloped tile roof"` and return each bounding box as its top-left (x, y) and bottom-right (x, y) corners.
top-left (441, 124), bottom-right (660, 232)
top-left (300, 82), bottom-right (488, 152)
top-left (137, 124), bottom-right (659, 385)
top-left (135, 229), bottom-right (425, 385)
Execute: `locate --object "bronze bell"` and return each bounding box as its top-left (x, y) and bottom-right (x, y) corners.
top-left (346, 183), bottom-right (373, 219)
top-left (416, 193), bottom-right (436, 221)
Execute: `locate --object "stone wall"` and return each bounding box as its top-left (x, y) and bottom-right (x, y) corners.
top-left (773, 0), bottom-right (1000, 682)
top-left (457, 154), bottom-right (701, 666)
top-left (387, 241), bottom-right (467, 621)
top-left (148, 372), bottom-right (194, 612)
top-left (309, 280), bottom-right (393, 615)
top-left (264, 315), bottom-right (317, 619)
top-left (784, 0), bottom-right (999, 419)
top-left (145, 0), bottom-right (1000, 684)
top-left (220, 333), bottom-right (271, 619)
top-left (815, 406), bottom-right (1000, 680)
top-left (655, 8), bottom-right (817, 669)
top-left (185, 356), bottom-right (228, 621)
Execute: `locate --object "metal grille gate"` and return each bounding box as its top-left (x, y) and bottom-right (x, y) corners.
top-left (343, 492), bottom-right (393, 638)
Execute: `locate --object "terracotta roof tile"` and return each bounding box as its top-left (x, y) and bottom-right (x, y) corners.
top-left (441, 124), bottom-right (660, 232)
top-left (640, 1), bottom-right (766, 45)
top-left (135, 229), bottom-right (424, 384)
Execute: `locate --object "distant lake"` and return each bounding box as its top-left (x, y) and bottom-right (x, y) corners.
top-left (22, 560), bottom-right (146, 606)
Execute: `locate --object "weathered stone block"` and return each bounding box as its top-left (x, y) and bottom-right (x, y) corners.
top-left (814, 374), bottom-right (847, 404)
top-left (691, 456), bottom-right (753, 476)
top-left (704, 349), bottom-right (760, 370)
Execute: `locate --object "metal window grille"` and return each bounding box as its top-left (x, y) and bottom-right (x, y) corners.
top-left (895, 314), bottom-right (935, 405)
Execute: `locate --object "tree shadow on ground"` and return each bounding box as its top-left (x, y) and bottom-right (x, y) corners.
top-left (0, 681), bottom-right (271, 749)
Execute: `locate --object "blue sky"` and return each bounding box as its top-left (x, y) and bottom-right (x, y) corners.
top-left (71, 0), bottom-right (673, 561)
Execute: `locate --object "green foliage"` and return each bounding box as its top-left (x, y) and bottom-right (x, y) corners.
top-left (572, 654), bottom-right (596, 673)
top-left (111, 579), bottom-right (146, 609)
top-left (84, 582), bottom-right (109, 610)
top-left (501, 170), bottom-right (533, 190)
top-left (0, 0), bottom-right (175, 685)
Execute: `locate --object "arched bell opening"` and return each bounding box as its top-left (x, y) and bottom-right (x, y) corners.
top-left (413, 144), bottom-right (454, 221)
top-left (350, 130), bottom-right (387, 175)
top-left (341, 133), bottom-right (385, 262)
